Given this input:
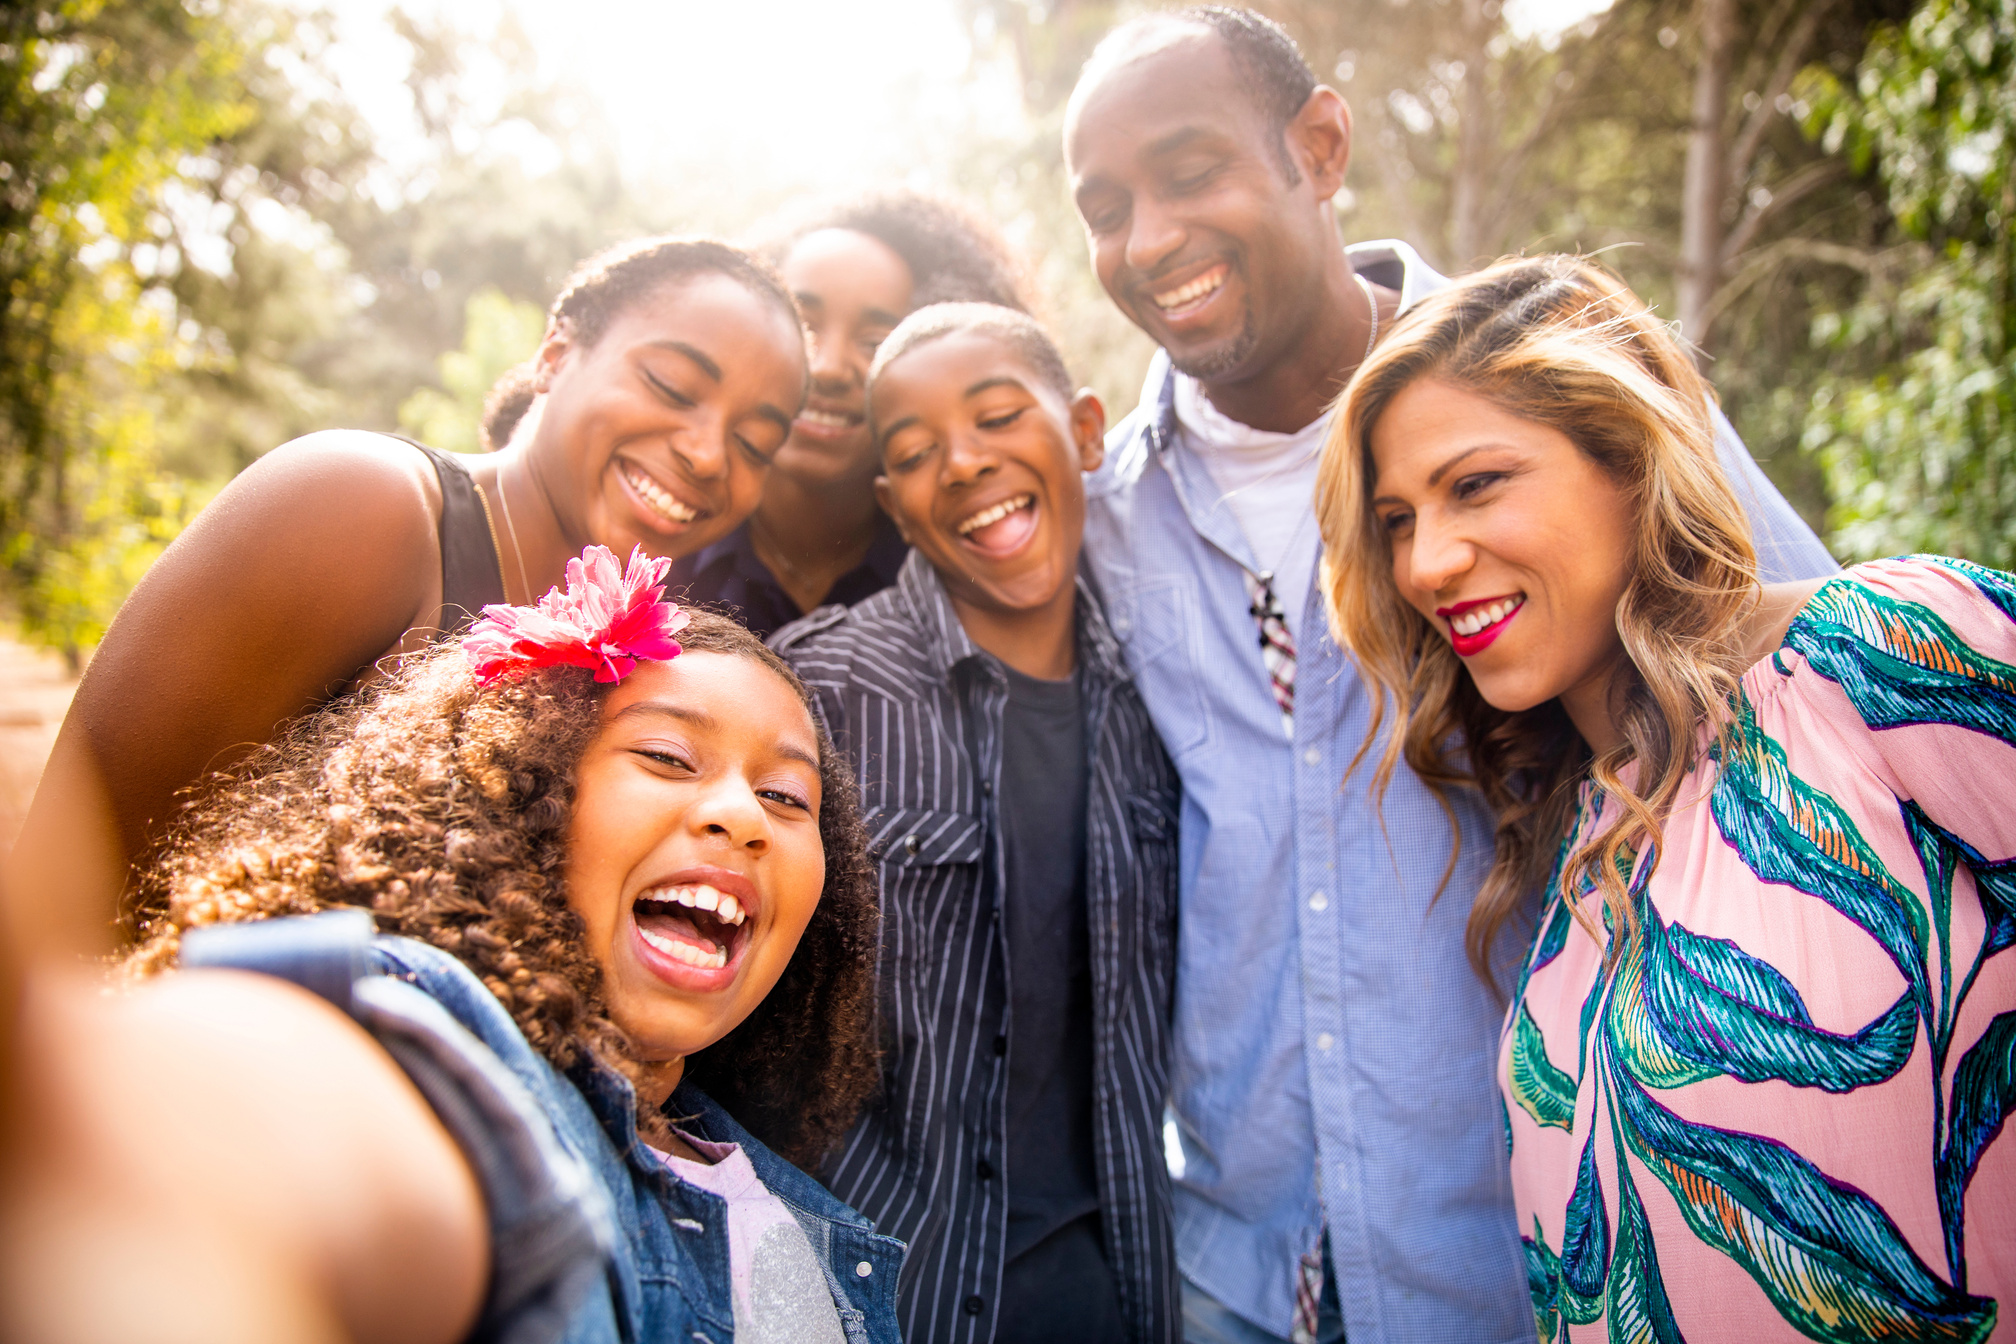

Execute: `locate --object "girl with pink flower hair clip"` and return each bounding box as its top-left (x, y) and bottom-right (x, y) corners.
top-left (2, 542), bottom-right (898, 1344)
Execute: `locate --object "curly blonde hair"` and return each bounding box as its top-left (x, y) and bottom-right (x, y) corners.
top-left (128, 611), bottom-right (880, 1167)
top-left (1316, 255), bottom-right (1760, 986)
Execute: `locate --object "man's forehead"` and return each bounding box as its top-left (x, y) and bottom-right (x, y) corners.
top-left (1066, 25), bottom-right (1256, 161)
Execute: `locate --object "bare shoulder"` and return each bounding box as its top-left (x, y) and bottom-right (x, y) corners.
top-left (216, 429), bottom-right (443, 533)
top-left (1740, 576), bottom-right (1834, 665)
top-left (112, 429), bottom-right (446, 654)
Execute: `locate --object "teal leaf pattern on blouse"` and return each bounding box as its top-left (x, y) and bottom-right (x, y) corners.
top-left (1526, 1221), bottom-right (1563, 1344)
top-left (1510, 1001), bottom-right (1578, 1131)
top-left (1605, 1149), bottom-right (1685, 1344)
top-left (1507, 562), bottom-right (2016, 1341)
top-left (1641, 911), bottom-right (1918, 1092)
top-left (1784, 565), bottom-right (2016, 743)
top-left (1613, 1067), bottom-right (1995, 1341)
top-left (1940, 1012), bottom-right (2016, 1289)
top-left (1559, 1131), bottom-right (1611, 1326)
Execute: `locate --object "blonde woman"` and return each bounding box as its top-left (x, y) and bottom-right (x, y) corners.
top-left (1317, 255), bottom-right (2015, 1342)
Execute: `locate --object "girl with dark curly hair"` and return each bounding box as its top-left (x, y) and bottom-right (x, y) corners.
top-left (664, 191), bottom-right (1031, 638)
top-left (10, 547), bottom-right (895, 1344)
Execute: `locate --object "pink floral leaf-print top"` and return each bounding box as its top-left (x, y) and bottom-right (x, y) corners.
top-left (1502, 556), bottom-right (2016, 1344)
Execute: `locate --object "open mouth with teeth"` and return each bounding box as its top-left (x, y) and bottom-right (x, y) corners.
top-left (794, 403), bottom-right (865, 439)
top-left (620, 460), bottom-right (702, 527)
top-left (1439, 593), bottom-right (1527, 657)
top-left (632, 882), bottom-right (750, 976)
top-left (1149, 263), bottom-right (1229, 318)
top-left (955, 493), bottom-right (1037, 558)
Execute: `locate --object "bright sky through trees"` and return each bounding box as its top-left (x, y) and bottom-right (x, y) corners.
top-left (312, 0), bottom-right (1616, 195)
top-left (317, 0), bottom-right (1017, 194)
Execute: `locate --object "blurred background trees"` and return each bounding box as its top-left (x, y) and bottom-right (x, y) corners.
top-left (1, 0), bottom-right (2009, 662)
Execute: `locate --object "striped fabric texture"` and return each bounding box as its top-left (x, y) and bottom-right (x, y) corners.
top-left (772, 551), bottom-right (1182, 1344)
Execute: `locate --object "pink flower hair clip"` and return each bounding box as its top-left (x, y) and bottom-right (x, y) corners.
top-left (462, 543), bottom-right (691, 687)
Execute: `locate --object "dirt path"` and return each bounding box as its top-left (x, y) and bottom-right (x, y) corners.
top-left (0, 635), bottom-right (79, 852)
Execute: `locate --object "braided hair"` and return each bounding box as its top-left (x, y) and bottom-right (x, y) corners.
top-left (479, 237), bottom-right (800, 452)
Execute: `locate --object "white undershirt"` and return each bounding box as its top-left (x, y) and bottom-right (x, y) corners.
top-left (1171, 370), bottom-right (1326, 628)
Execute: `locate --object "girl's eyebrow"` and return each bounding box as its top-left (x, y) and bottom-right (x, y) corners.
top-left (613, 699), bottom-right (821, 772)
top-left (964, 376), bottom-right (1029, 398)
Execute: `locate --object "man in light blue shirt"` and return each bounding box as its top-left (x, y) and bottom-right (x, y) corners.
top-left (1061, 9), bottom-right (1838, 1343)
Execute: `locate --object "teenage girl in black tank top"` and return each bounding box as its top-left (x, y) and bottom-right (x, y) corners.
top-left (19, 237), bottom-right (808, 910)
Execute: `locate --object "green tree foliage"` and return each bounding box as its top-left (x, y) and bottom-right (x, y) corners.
top-left (0, 0), bottom-right (257, 663)
top-left (1800, 0), bottom-right (2016, 564)
top-left (397, 286), bottom-right (546, 454)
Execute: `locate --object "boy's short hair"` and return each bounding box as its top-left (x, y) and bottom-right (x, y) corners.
top-left (866, 302), bottom-right (1073, 438)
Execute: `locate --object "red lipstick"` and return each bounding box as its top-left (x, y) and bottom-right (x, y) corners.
top-left (1434, 593), bottom-right (1526, 658)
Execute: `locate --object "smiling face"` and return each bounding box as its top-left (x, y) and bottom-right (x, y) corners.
top-left (562, 651), bottom-right (826, 1074)
top-left (1065, 32), bottom-right (1338, 382)
top-left (872, 331), bottom-right (1104, 622)
top-left (771, 228), bottom-right (916, 492)
top-left (533, 272), bottom-right (808, 560)
top-left (1369, 377), bottom-right (1637, 736)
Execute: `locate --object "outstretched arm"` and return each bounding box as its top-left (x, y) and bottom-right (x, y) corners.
top-left (0, 963), bottom-right (489, 1344)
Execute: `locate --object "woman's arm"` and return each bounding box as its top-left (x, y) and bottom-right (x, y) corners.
top-left (0, 965), bottom-right (489, 1344)
top-left (18, 431), bottom-right (446, 881)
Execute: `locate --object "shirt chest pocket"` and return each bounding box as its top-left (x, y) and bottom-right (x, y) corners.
top-left (1105, 575), bottom-right (1211, 758)
top-left (867, 807), bottom-right (988, 953)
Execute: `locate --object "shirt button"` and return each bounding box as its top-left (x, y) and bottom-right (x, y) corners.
top-left (903, 833), bottom-right (921, 857)
top-left (1303, 747), bottom-right (1321, 766)
top-left (1308, 891), bottom-right (1328, 912)
top-left (856, 1260), bottom-right (873, 1278)
top-left (976, 1158), bottom-right (996, 1180)
top-left (965, 1294), bottom-right (986, 1316)
top-left (1316, 1032), bottom-right (1335, 1052)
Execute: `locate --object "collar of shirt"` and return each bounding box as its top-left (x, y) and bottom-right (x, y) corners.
top-left (884, 547), bottom-right (1133, 693)
top-left (673, 512), bottom-right (909, 606)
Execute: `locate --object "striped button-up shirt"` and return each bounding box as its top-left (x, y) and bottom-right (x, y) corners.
top-left (772, 550), bottom-right (1182, 1344)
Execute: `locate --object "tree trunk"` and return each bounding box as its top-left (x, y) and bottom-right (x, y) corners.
top-left (1678, 0), bottom-right (1736, 360)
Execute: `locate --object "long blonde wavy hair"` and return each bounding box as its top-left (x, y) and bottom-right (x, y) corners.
top-left (1316, 255), bottom-right (1761, 985)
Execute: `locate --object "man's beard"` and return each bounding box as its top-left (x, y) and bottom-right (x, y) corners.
top-left (1165, 309), bottom-right (1259, 382)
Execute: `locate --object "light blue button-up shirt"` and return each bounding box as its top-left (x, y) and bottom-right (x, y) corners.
top-left (1079, 240), bottom-right (1838, 1342)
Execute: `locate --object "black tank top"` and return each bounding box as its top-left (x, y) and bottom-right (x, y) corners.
top-left (403, 439), bottom-right (507, 632)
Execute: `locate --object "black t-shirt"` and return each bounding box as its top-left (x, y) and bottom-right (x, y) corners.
top-left (995, 661), bottom-right (1105, 1269)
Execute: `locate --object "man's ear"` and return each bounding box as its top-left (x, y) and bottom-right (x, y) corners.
top-left (532, 316), bottom-right (575, 393)
top-left (1287, 85), bottom-right (1352, 202)
top-left (1070, 389), bottom-right (1107, 474)
top-left (872, 474), bottom-right (912, 546)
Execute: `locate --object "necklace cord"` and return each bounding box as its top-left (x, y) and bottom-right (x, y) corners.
top-left (495, 464), bottom-right (535, 604)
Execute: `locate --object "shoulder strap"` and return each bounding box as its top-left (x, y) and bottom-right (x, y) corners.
top-left (395, 436), bottom-right (508, 632)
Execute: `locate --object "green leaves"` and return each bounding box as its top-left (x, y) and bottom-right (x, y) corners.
top-left (1559, 1132), bottom-right (1611, 1325)
top-left (1939, 1012), bottom-right (2016, 1285)
top-left (1710, 695), bottom-right (1931, 1001)
top-left (1616, 1072), bottom-right (1998, 1342)
top-left (1510, 1001), bottom-right (1579, 1131)
top-left (1641, 913), bottom-right (1918, 1092)
top-left (1801, 0), bottom-right (2016, 570)
top-left (1786, 572), bottom-right (2016, 745)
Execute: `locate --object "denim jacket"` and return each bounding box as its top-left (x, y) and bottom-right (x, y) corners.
top-left (183, 910), bottom-right (906, 1344)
